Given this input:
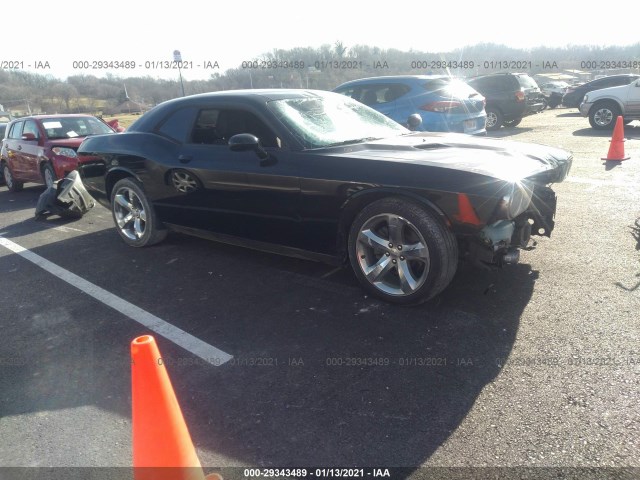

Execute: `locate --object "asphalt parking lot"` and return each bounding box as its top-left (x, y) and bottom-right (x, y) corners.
top-left (0, 108), bottom-right (639, 478)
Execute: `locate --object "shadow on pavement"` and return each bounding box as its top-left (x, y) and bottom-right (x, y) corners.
top-left (0, 196), bottom-right (538, 470)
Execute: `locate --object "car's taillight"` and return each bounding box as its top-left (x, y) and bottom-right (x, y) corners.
top-left (420, 101), bottom-right (463, 113)
top-left (515, 91), bottom-right (525, 102)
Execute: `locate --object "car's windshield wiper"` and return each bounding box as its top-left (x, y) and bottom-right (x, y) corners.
top-left (324, 137), bottom-right (380, 147)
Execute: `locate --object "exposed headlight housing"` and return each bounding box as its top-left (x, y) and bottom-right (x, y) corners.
top-left (51, 147), bottom-right (78, 158)
top-left (493, 181), bottom-right (533, 221)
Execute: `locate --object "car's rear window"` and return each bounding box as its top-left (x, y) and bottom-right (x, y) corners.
top-left (516, 75), bottom-right (539, 89)
top-left (425, 78), bottom-right (480, 97)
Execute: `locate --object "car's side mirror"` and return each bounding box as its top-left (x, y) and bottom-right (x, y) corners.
top-left (22, 132), bottom-right (37, 141)
top-left (407, 114), bottom-right (422, 131)
top-left (229, 133), bottom-right (269, 161)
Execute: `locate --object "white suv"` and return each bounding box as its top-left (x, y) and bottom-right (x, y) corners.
top-left (579, 78), bottom-right (640, 129)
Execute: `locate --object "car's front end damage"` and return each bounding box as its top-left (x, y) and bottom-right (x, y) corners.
top-left (464, 182), bottom-right (560, 268)
top-left (338, 132), bottom-right (573, 270)
top-left (441, 138), bottom-right (572, 268)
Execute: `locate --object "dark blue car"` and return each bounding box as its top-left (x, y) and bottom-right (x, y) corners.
top-left (333, 75), bottom-right (486, 135)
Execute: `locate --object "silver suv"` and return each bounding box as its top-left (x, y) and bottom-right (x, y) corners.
top-left (579, 77), bottom-right (640, 129)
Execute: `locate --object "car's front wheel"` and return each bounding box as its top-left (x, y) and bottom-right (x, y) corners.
top-left (485, 108), bottom-right (504, 130)
top-left (2, 163), bottom-right (23, 192)
top-left (503, 118), bottom-right (522, 128)
top-left (110, 177), bottom-right (167, 247)
top-left (348, 198), bottom-right (458, 305)
top-left (42, 163), bottom-right (57, 188)
top-left (589, 101), bottom-right (620, 130)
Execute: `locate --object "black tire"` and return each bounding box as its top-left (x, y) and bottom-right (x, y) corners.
top-left (2, 162), bottom-right (24, 192)
top-left (348, 197), bottom-right (458, 305)
top-left (540, 98), bottom-right (549, 110)
top-left (110, 177), bottom-right (167, 247)
top-left (589, 101), bottom-right (621, 130)
top-left (503, 118), bottom-right (522, 128)
top-left (485, 108), bottom-right (503, 131)
top-left (42, 163), bottom-right (57, 188)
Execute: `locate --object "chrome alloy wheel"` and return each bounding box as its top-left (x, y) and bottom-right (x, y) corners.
top-left (593, 107), bottom-right (613, 127)
top-left (113, 187), bottom-right (147, 241)
top-left (486, 111), bottom-right (498, 129)
top-left (4, 165), bottom-right (14, 189)
top-left (355, 213), bottom-right (431, 296)
top-left (44, 166), bottom-right (55, 188)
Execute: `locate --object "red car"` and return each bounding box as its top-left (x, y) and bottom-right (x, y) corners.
top-left (1, 114), bottom-right (114, 192)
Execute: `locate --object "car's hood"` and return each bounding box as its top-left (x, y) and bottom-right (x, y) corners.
top-left (584, 82), bottom-right (636, 101)
top-left (327, 133), bottom-right (572, 184)
top-left (47, 137), bottom-right (86, 149)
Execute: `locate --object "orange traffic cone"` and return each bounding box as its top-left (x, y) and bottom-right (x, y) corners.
top-left (602, 116), bottom-right (630, 161)
top-left (131, 335), bottom-right (205, 480)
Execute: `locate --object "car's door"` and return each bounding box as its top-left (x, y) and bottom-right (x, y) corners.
top-left (19, 119), bottom-right (44, 182)
top-left (4, 121), bottom-right (25, 178)
top-left (625, 79), bottom-right (640, 115)
top-left (153, 105), bottom-right (303, 248)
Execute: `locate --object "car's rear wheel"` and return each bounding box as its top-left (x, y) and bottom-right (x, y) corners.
top-left (540, 97), bottom-right (549, 110)
top-left (110, 177), bottom-right (167, 247)
top-left (503, 118), bottom-right (522, 128)
top-left (348, 198), bottom-right (458, 305)
top-left (42, 163), bottom-right (57, 188)
top-left (589, 101), bottom-right (620, 130)
top-left (2, 163), bottom-right (23, 192)
top-left (485, 108), bottom-right (503, 130)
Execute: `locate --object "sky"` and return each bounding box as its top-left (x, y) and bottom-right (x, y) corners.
top-left (9, 0), bottom-right (640, 81)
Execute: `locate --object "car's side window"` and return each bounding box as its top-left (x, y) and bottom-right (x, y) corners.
top-left (189, 108), bottom-right (281, 148)
top-left (335, 87), bottom-right (357, 99)
top-left (22, 120), bottom-right (40, 139)
top-left (156, 106), bottom-right (198, 143)
top-left (355, 84), bottom-right (409, 106)
top-left (8, 121), bottom-right (24, 140)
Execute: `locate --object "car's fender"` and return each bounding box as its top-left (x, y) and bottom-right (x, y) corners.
top-left (336, 187), bottom-right (454, 258)
top-left (584, 83), bottom-right (632, 111)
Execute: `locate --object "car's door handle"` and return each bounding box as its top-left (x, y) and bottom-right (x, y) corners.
top-left (178, 155), bottom-right (192, 164)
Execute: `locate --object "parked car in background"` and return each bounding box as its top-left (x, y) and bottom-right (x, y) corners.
top-left (539, 81), bottom-right (569, 96)
top-left (579, 76), bottom-right (640, 129)
top-left (466, 73), bottom-right (545, 130)
top-left (1, 114), bottom-right (115, 192)
top-left (0, 110), bottom-right (12, 184)
top-left (78, 89), bottom-right (572, 305)
top-left (562, 74), bottom-right (640, 109)
top-left (333, 75), bottom-right (487, 135)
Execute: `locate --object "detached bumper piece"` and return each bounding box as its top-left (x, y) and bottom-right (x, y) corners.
top-left (35, 170), bottom-right (95, 220)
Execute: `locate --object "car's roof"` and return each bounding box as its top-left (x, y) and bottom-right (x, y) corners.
top-left (127, 89), bottom-right (344, 132)
top-left (468, 72), bottom-right (531, 80)
top-left (335, 75), bottom-right (451, 87)
top-left (179, 89), bottom-right (331, 102)
top-left (8, 114), bottom-right (99, 123)
top-left (585, 74), bottom-right (639, 83)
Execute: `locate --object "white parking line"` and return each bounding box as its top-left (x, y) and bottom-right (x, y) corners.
top-left (0, 236), bottom-right (233, 366)
top-left (565, 176), bottom-right (640, 188)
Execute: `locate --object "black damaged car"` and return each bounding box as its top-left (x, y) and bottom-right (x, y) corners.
top-left (77, 90), bottom-right (572, 305)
